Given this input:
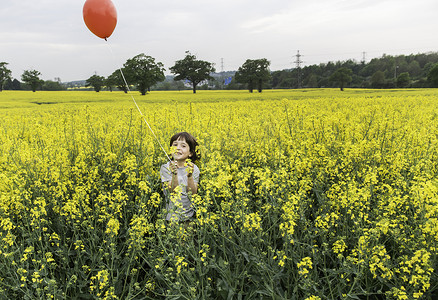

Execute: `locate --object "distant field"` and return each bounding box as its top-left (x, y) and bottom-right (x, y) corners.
top-left (1, 89), bottom-right (437, 299)
top-left (1, 88), bottom-right (437, 107)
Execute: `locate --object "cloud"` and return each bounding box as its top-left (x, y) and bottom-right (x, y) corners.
top-left (1, 0), bottom-right (438, 81)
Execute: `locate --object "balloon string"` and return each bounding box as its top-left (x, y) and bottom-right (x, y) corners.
top-left (105, 42), bottom-right (172, 162)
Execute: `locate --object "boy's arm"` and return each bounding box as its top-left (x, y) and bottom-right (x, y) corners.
top-left (163, 162), bottom-right (179, 192)
top-left (169, 171), bottom-right (179, 191)
top-left (161, 163), bottom-right (178, 192)
top-left (186, 162), bottom-right (199, 194)
top-left (186, 175), bottom-right (198, 194)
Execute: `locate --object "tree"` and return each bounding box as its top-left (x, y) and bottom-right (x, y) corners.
top-left (106, 70), bottom-right (126, 93)
top-left (105, 76), bottom-right (114, 92)
top-left (123, 54), bottom-right (165, 95)
top-left (86, 74), bottom-right (105, 92)
top-left (406, 61), bottom-right (422, 78)
top-left (153, 79), bottom-right (186, 91)
top-left (4, 78), bottom-right (21, 90)
top-left (21, 69), bottom-right (43, 92)
top-left (0, 62), bottom-right (12, 92)
top-left (396, 72), bottom-right (411, 88)
top-left (169, 51), bottom-right (216, 94)
top-left (371, 71), bottom-right (386, 89)
top-left (306, 74), bottom-right (319, 88)
top-left (43, 80), bottom-right (65, 91)
top-left (329, 67), bottom-right (352, 91)
top-left (427, 63), bottom-right (438, 87)
top-left (235, 58), bottom-right (271, 93)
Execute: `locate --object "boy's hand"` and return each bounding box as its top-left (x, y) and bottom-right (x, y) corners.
top-left (170, 161), bottom-right (178, 175)
top-left (185, 160), bottom-right (194, 177)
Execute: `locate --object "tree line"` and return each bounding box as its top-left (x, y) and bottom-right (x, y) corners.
top-left (84, 52), bottom-right (270, 94)
top-left (0, 63), bottom-right (66, 92)
top-left (3, 52), bottom-right (438, 93)
top-left (270, 52), bottom-right (438, 89)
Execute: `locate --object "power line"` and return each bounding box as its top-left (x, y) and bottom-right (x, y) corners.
top-left (276, 47), bottom-right (437, 69)
top-left (294, 50), bottom-right (303, 88)
top-left (294, 50), bottom-right (303, 68)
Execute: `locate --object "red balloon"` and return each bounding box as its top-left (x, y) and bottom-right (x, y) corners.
top-left (83, 0), bottom-right (117, 40)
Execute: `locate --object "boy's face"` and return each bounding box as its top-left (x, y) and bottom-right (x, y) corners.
top-left (171, 137), bottom-right (192, 161)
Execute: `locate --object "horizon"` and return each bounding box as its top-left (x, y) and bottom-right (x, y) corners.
top-left (7, 50), bottom-right (437, 84)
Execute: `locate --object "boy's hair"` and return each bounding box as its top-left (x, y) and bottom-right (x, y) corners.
top-left (170, 132), bottom-right (200, 162)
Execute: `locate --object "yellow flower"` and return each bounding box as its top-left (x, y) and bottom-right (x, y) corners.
top-left (297, 257), bottom-right (313, 277)
top-left (105, 218), bottom-right (120, 236)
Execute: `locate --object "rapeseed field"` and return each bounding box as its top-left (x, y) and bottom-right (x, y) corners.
top-left (0, 89), bottom-right (437, 299)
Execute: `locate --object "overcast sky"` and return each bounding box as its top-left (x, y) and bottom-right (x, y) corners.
top-left (1, 0), bottom-right (438, 82)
